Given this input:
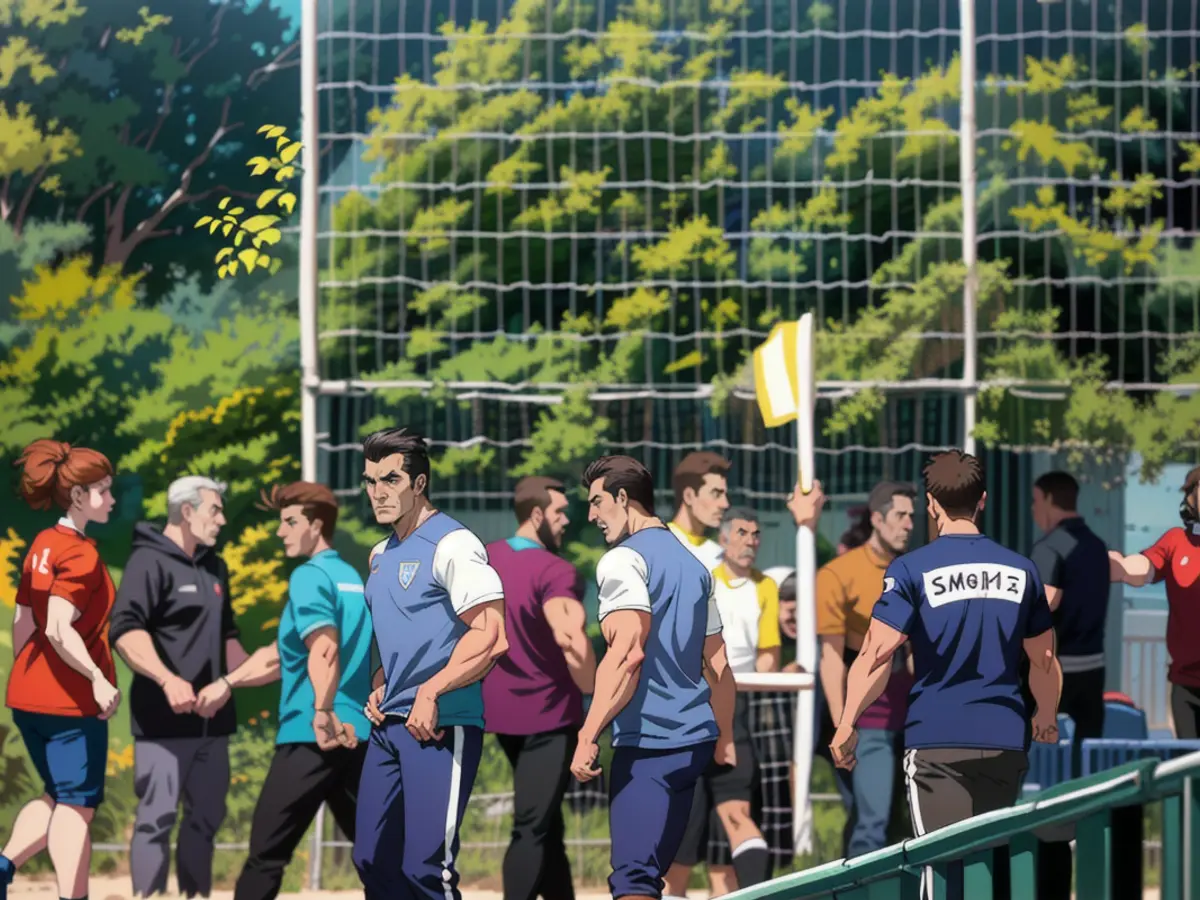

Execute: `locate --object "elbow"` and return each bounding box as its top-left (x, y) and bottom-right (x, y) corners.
top-left (617, 645), bottom-right (646, 678)
top-left (488, 623), bottom-right (509, 662)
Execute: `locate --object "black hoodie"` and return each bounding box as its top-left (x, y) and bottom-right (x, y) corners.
top-left (109, 523), bottom-right (239, 740)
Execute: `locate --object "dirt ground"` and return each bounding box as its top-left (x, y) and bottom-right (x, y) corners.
top-left (4, 878), bottom-right (1165, 900)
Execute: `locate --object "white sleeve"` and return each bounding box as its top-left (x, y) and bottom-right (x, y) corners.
top-left (705, 572), bottom-right (723, 636)
top-left (431, 529), bottom-right (505, 616)
top-left (595, 547), bottom-right (652, 621)
top-left (368, 538), bottom-right (389, 568)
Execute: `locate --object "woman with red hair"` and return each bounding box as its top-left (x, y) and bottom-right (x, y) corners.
top-left (1, 440), bottom-right (121, 900)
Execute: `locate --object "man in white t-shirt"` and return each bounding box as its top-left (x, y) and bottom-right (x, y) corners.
top-left (665, 507), bottom-right (775, 899)
top-left (667, 452), bottom-right (730, 572)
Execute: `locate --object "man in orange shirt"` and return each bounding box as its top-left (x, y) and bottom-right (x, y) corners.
top-left (815, 482), bottom-right (915, 858)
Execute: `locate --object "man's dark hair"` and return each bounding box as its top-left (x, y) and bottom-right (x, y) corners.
top-left (778, 573), bottom-right (796, 604)
top-left (672, 451), bottom-right (731, 509)
top-left (867, 481), bottom-right (916, 517)
top-left (923, 450), bottom-right (986, 519)
top-left (362, 428), bottom-right (432, 494)
top-left (512, 475), bottom-right (566, 523)
top-left (720, 506), bottom-right (759, 527)
top-left (839, 506), bottom-right (872, 551)
top-left (582, 455), bottom-right (656, 512)
top-left (1034, 471), bottom-right (1080, 512)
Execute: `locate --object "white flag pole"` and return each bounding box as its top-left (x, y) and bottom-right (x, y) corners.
top-left (792, 312), bottom-right (817, 854)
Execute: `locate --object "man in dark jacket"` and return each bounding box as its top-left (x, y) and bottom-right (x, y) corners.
top-left (109, 476), bottom-right (249, 898)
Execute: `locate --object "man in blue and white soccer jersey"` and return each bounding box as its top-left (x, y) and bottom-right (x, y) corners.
top-left (569, 455), bottom-right (737, 900)
top-left (352, 428), bottom-right (509, 900)
top-left (830, 451), bottom-right (1062, 856)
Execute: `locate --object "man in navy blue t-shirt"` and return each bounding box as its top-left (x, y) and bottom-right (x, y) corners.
top-left (830, 450), bottom-right (1062, 841)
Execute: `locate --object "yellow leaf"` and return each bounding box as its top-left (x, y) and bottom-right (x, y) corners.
top-left (277, 192), bottom-right (297, 214)
top-left (664, 350), bottom-right (704, 374)
top-left (216, 247), bottom-right (234, 262)
top-left (228, 260), bottom-right (240, 276)
top-left (251, 227), bottom-right (283, 247)
top-left (195, 216), bottom-right (212, 228)
top-left (274, 166), bottom-right (295, 183)
top-left (234, 231), bottom-right (246, 246)
top-left (238, 249), bottom-right (260, 270)
top-left (257, 124), bottom-right (278, 135)
top-left (218, 264), bottom-right (229, 278)
top-left (275, 135), bottom-right (291, 152)
top-left (218, 197), bottom-right (231, 210)
top-left (241, 214), bottom-right (280, 234)
top-left (222, 222), bottom-right (233, 237)
top-left (228, 206), bottom-right (245, 216)
top-left (257, 188), bottom-right (282, 209)
top-left (279, 142), bottom-right (302, 165)
top-left (263, 125), bottom-right (287, 139)
top-left (208, 220), bottom-right (220, 234)
top-left (258, 255), bottom-right (271, 269)
top-left (247, 156), bottom-right (271, 176)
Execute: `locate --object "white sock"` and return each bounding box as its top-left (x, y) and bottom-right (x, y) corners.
top-left (731, 837), bottom-right (769, 858)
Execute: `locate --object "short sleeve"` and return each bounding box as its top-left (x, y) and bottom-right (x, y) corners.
top-left (1141, 530), bottom-right (1174, 583)
top-left (541, 558), bottom-right (583, 604)
top-left (871, 560), bottom-right (918, 635)
top-left (432, 529), bottom-right (505, 616)
top-left (1030, 537), bottom-right (1065, 589)
top-left (1024, 567), bottom-right (1055, 637)
top-left (815, 565), bottom-right (848, 637)
top-left (705, 572), bottom-right (722, 636)
top-left (289, 565), bottom-right (338, 641)
top-left (50, 543), bottom-right (99, 612)
top-left (109, 550), bottom-right (159, 643)
top-left (756, 577), bottom-right (781, 650)
top-left (595, 547), bottom-right (652, 621)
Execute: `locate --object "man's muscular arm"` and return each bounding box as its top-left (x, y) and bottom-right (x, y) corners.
top-left (579, 609), bottom-right (650, 743)
top-left (422, 600), bottom-right (509, 698)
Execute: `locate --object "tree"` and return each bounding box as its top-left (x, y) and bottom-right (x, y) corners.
top-left (2, 0), bottom-right (299, 294)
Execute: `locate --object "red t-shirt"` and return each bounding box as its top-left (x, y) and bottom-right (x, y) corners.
top-left (6, 523), bottom-right (117, 716)
top-left (1143, 527), bottom-right (1200, 688)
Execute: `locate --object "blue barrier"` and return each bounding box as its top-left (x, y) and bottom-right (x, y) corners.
top-left (1081, 738), bottom-right (1200, 776)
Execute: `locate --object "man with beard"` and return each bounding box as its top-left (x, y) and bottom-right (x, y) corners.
top-left (353, 429), bottom-right (509, 900)
top-left (482, 477), bottom-right (596, 900)
top-left (815, 482), bottom-right (916, 858)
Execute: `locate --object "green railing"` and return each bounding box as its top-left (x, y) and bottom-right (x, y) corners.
top-left (731, 751), bottom-right (1200, 900)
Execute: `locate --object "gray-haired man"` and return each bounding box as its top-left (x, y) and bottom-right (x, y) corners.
top-left (110, 476), bottom-right (250, 897)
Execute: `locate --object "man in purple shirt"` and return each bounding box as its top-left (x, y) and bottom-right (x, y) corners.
top-left (483, 476), bottom-right (597, 900)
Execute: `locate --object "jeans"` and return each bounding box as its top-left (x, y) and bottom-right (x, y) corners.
top-left (836, 728), bottom-right (897, 858)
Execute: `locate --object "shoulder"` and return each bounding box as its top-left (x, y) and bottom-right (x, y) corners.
top-left (368, 537), bottom-right (391, 566)
top-left (597, 545), bottom-right (649, 582)
top-left (53, 532), bottom-right (100, 566)
top-left (1158, 526), bottom-right (1187, 547)
top-left (820, 549), bottom-right (859, 582)
top-left (434, 527), bottom-right (488, 558)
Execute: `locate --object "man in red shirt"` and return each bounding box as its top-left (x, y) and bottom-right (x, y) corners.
top-left (1109, 465), bottom-right (1200, 738)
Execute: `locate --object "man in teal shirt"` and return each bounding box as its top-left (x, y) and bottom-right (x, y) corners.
top-left (206, 481), bottom-right (372, 900)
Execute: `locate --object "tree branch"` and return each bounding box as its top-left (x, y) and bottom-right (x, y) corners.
top-left (13, 166), bottom-right (48, 236)
top-left (140, 6), bottom-right (229, 155)
top-left (0, 176), bottom-right (11, 222)
top-left (77, 183), bottom-right (115, 222)
top-left (247, 40), bottom-right (298, 91)
top-left (105, 96), bottom-right (243, 264)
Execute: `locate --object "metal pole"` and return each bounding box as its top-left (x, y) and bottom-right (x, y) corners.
top-left (959, 0), bottom-right (979, 455)
top-left (310, 803), bottom-right (326, 890)
top-left (1186, 777), bottom-right (1194, 900)
top-left (299, 0), bottom-right (320, 482)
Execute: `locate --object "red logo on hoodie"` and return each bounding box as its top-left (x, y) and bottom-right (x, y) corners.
top-left (214, 583), bottom-right (223, 596)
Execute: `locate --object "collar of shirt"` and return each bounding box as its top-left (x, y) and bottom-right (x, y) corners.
top-left (56, 516), bottom-right (87, 537)
top-left (1191, 523), bottom-right (1200, 538)
top-left (668, 521), bottom-right (708, 548)
top-left (506, 535), bottom-right (542, 552)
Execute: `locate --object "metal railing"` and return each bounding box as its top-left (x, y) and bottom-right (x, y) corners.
top-left (728, 752), bottom-right (1200, 900)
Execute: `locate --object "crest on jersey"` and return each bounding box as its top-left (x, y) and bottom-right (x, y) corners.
top-left (883, 577), bottom-right (896, 594)
top-left (398, 561), bottom-right (420, 590)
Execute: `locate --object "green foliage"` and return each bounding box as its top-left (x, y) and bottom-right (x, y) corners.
top-left (195, 125), bottom-right (301, 278)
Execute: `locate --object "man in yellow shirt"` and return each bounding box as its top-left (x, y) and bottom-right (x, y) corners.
top-left (816, 482), bottom-right (916, 858)
top-left (667, 451), bottom-right (730, 572)
top-left (665, 507), bottom-right (776, 899)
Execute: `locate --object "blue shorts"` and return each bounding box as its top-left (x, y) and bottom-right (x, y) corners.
top-left (608, 741), bottom-right (715, 900)
top-left (12, 710), bottom-right (108, 809)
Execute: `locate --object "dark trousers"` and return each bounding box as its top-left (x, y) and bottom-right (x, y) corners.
top-left (353, 721), bottom-right (484, 900)
top-left (496, 729), bottom-right (577, 900)
top-left (1171, 683), bottom-right (1200, 739)
top-left (234, 742), bottom-right (366, 900)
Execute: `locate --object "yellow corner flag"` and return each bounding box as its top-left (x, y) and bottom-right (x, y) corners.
top-left (752, 320), bottom-right (801, 427)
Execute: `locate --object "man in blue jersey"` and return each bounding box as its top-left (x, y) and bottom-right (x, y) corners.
top-left (830, 451), bottom-right (1061, 883)
top-left (352, 429), bottom-right (509, 900)
top-left (570, 455), bottom-right (737, 900)
top-left (199, 481), bottom-right (373, 900)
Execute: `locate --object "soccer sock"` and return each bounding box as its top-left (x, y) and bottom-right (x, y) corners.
top-left (731, 837), bottom-right (772, 888)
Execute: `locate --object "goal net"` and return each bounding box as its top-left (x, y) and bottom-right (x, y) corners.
top-left (305, 0), bottom-right (1200, 872)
